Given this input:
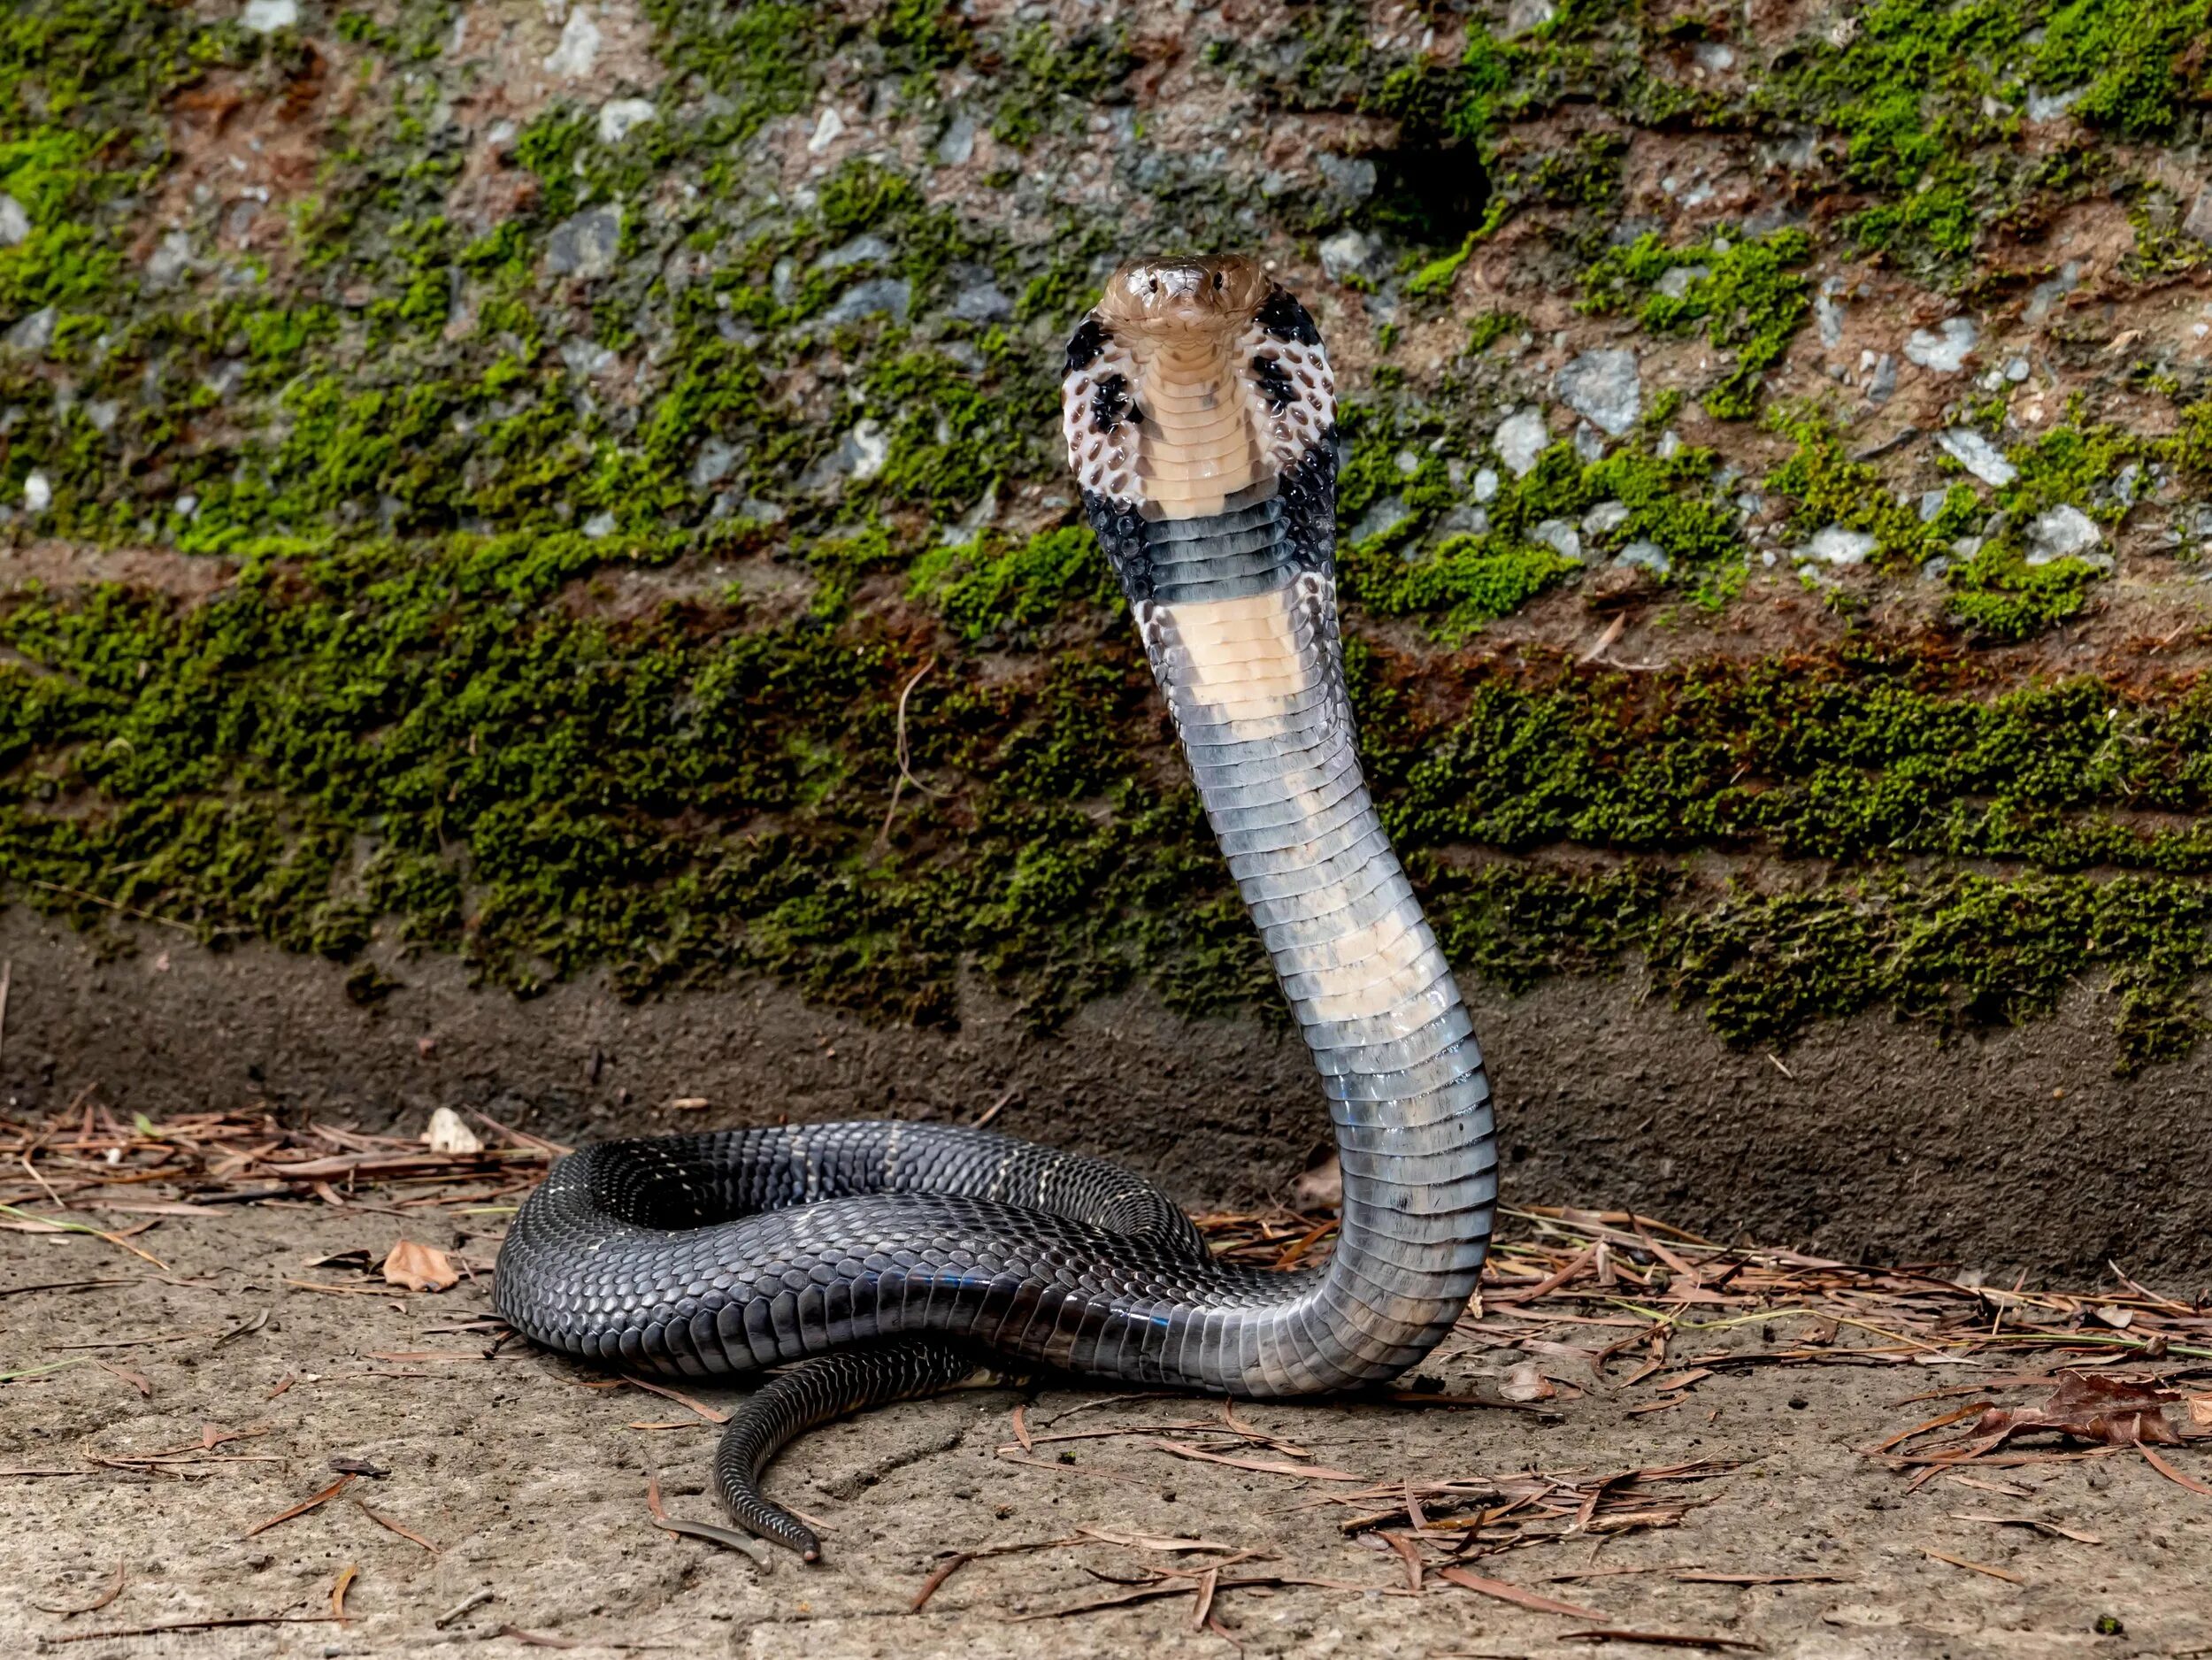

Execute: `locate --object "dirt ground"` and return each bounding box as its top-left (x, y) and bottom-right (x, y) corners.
top-left (6, 1189), bottom-right (2212, 1660)
top-left (6, 914), bottom-right (2212, 1287)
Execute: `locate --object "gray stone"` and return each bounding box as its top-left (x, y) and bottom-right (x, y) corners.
top-left (1936, 429), bottom-right (2016, 488)
top-left (1867, 353), bottom-right (1897, 405)
top-left (934, 113), bottom-right (976, 166)
top-left (820, 277), bottom-right (910, 327)
top-left (2188, 191), bottom-right (2212, 247)
top-left (813, 234), bottom-right (893, 272)
top-left (1904, 317), bottom-right (1978, 373)
top-left (1694, 42), bottom-right (1735, 72)
top-left (1555, 349), bottom-right (1640, 436)
top-left (241, 0), bottom-right (296, 31)
top-left (1348, 496), bottom-right (1411, 543)
top-left (2025, 86), bottom-right (2083, 123)
top-left (690, 439), bottom-right (737, 490)
top-left (1615, 539), bottom-right (1669, 575)
top-left (949, 281), bottom-right (1012, 323)
top-left (0, 194), bottom-right (27, 249)
top-left (597, 99), bottom-right (657, 145)
top-left (1530, 519), bottom-right (1582, 562)
top-left (1435, 505), bottom-right (1490, 537)
top-left (3, 305), bottom-right (55, 355)
top-left (1581, 500), bottom-right (1631, 537)
top-left (546, 206), bottom-right (621, 281)
top-left (559, 338), bottom-right (615, 379)
top-left (580, 511), bottom-right (617, 539)
top-left (2024, 261), bottom-right (2082, 326)
top-left (1655, 265), bottom-right (1710, 301)
top-left (2023, 504), bottom-right (2102, 566)
top-left (1493, 409), bottom-right (1549, 476)
top-left (1471, 466), bottom-right (1500, 503)
top-left (1504, 0), bottom-right (1555, 36)
top-left (1801, 525), bottom-right (1878, 565)
top-left (147, 229), bottom-right (194, 288)
top-left (22, 470), bottom-right (50, 513)
top-left (83, 399), bottom-right (119, 434)
top-left (843, 419), bottom-right (888, 483)
top-left (1920, 488), bottom-right (1952, 522)
top-left (1574, 424), bottom-right (1607, 464)
top-left (1314, 153), bottom-right (1378, 204)
top-left (1816, 289), bottom-right (1846, 349)
top-left (1319, 229), bottom-right (1377, 282)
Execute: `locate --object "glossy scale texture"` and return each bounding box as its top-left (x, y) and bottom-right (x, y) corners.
top-left (495, 257), bottom-right (1499, 1553)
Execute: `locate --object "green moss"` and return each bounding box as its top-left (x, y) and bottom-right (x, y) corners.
top-left (1581, 228), bottom-right (1813, 419)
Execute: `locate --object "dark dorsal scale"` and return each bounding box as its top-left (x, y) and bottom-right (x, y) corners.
top-left (1253, 285), bottom-right (1322, 346)
top-left (1089, 372), bottom-right (1133, 434)
top-left (1250, 352), bottom-right (1297, 414)
top-left (1065, 316), bottom-right (1109, 373)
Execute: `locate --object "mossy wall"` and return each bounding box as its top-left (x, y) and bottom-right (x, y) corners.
top-left (10, 0), bottom-right (2212, 1072)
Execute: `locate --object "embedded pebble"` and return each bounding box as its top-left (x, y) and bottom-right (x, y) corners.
top-left (0, 194), bottom-right (26, 248)
top-left (1615, 540), bottom-right (1669, 575)
top-left (597, 99), bottom-right (657, 145)
top-left (2024, 262), bottom-right (2082, 325)
top-left (1494, 409), bottom-right (1549, 476)
top-left (580, 511), bottom-right (617, 539)
top-left (1801, 526), bottom-right (1878, 565)
top-left (1530, 519), bottom-right (1582, 562)
top-left (545, 6), bottom-right (601, 78)
top-left (1905, 318), bottom-right (1978, 373)
top-left (1936, 429), bottom-right (2016, 488)
top-left (1866, 353), bottom-right (1897, 404)
top-left (814, 234), bottom-right (894, 272)
top-left (4, 304), bottom-right (55, 355)
top-left (819, 278), bottom-right (910, 326)
top-left (1581, 500), bottom-right (1631, 536)
top-left (1319, 229), bottom-right (1378, 282)
top-left (546, 206), bottom-right (621, 280)
top-left (1472, 466), bottom-right (1500, 503)
top-left (2024, 505), bottom-right (2102, 565)
top-left (23, 471), bottom-right (50, 514)
top-left (690, 439), bottom-right (737, 490)
top-left (1348, 497), bottom-right (1410, 543)
top-left (1555, 349), bottom-right (1640, 435)
top-left (241, 0), bottom-right (296, 30)
top-left (808, 107), bottom-right (848, 155)
top-left (1655, 265), bottom-right (1710, 301)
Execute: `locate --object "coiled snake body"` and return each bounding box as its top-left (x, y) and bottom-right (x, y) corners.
top-left (495, 257), bottom-right (1500, 1558)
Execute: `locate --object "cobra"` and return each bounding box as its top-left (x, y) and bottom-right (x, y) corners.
top-left (493, 255), bottom-right (1500, 1559)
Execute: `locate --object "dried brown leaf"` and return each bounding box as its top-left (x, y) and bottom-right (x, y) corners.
top-left (380, 1240), bottom-right (458, 1294)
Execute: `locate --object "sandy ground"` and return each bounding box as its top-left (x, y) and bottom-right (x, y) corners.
top-left (6, 1197), bottom-right (2212, 1660)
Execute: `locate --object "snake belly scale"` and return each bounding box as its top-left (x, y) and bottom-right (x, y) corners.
top-left (494, 255), bottom-right (1500, 1559)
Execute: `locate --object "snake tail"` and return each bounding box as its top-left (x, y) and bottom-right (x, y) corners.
top-left (714, 1341), bottom-right (992, 1559)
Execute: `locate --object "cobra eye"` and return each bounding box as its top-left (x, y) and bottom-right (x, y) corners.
top-left (1213, 273), bottom-right (1224, 290)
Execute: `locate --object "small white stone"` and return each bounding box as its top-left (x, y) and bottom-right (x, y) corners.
top-left (1801, 525), bottom-right (1878, 565)
top-left (1581, 500), bottom-right (1631, 536)
top-left (24, 471), bottom-right (50, 513)
top-left (0, 194), bottom-right (27, 248)
top-left (2025, 85), bottom-right (2083, 123)
top-left (420, 1107), bottom-right (484, 1156)
top-left (241, 0), bottom-right (297, 31)
top-left (847, 418), bottom-right (888, 482)
top-left (147, 228), bottom-right (194, 287)
top-left (1936, 429), bottom-right (2017, 488)
top-left (1693, 42), bottom-right (1736, 72)
top-left (2024, 504), bottom-right (2101, 565)
top-left (580, 510), bottom-right (617, 538)
top-left (1904, 317), bottom-right (1978, 373)
top-left (807, 106), bottom-right (847, 156)
top-left (596, 98), bottom-right (657, 145)
top-left (1318, 228), bottom-right (1376, 282)
top-left (934, 113), bottom-right (977, 166)
top-left (1615, 540), bottom-right (1669, 575)
top-left (1655, 265), bottom-right (1710, 300)
top-left (1471, 466), bottom-right (1500, 503)
top-left (1493, 408), bottom-right (1549, 476)
top-left (545, 6), bottom-right (602, 78)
